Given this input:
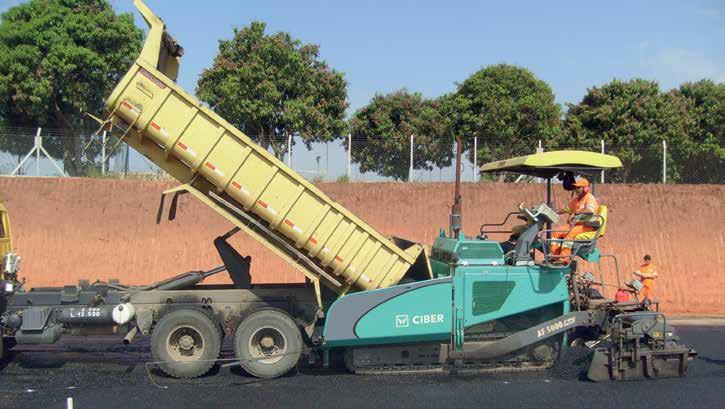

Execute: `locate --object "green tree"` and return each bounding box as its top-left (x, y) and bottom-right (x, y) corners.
top-left (449, 64), bottom-right (561, 175)
top-left (560, 79), bottom-right (698, 183)
top-left (348, 90), bottom-right (453, 180)
top-left (196, 22), bottom-right (347, 159)
top-left (0, 0), bottom-right (143, 176)
top-left (672, 80), bottom-right (724, 183)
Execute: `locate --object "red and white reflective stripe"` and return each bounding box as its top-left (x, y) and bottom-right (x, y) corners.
top-left (309, 236), bottom-right (318, 245)
top-left (283, 219), bottom-right (303, 233)
top-left (322, 246), bottom-right (331, 254)
top-left (205, 161), bottom-right (225, 177)
top-left (150, 122), bottom-right (168, 137)
top-left (257, 200), bottom-right (277, 215)
top-left (121, 101), bottom-right (140, 115)
top-left (176, 141), bottom-right (197, 157)
top-left (230, 181), bottom-right (250, 195)
top-left (360, 273), bottom-right (373, 284)
top-left (334, 255), bottom-right (344, 263)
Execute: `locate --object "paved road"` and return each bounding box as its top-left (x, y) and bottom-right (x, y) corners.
top-left (1, 326), bottom-right (723, 409)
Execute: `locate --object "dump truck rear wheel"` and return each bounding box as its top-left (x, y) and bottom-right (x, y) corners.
top-left (234, 309), bottom-right (302, 379)
top-left (151, 309), bottom-right (221, 379)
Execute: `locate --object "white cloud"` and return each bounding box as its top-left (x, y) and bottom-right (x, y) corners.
top-left (640, 45), bottom-right (725, 86)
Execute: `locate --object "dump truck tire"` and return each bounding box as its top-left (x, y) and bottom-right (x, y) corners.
top-left (151, 309), bottom-right (221, 379)
top-left (234, 309), bottom-right (302, 379)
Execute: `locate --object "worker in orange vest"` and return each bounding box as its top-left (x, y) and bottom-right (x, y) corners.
top-left (549, 177), bottom-right (598, 264)
top-left (634, 255), bottom-right (658, 302)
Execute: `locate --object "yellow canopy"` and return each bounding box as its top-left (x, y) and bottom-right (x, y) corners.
top-left (480, 150), bottom-right (622, 178)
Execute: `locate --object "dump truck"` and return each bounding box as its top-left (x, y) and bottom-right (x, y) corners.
top-left (0, 0), bottom-right (696, 382)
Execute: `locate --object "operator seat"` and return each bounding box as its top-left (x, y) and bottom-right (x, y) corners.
top-left (572, 205), bottom-right (608, 258)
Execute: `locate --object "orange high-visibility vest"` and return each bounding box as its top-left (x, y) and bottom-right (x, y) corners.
top-left (637, 263), bottom-right (658, 279)
top-left (566, 192), bottom-right (598, 225)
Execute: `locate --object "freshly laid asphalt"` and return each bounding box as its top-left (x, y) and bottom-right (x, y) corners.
top-left (0, 326), bottom-right (723, 409)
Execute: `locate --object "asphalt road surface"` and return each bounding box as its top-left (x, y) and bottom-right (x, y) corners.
top-left (1, 326), bottom-right (723, 409)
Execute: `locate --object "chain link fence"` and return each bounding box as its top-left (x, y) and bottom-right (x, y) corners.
top-left (0, 126), bottom-right (722, 184)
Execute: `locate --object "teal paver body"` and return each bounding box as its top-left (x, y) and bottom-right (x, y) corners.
top-left (323, 234), bottom-right (571, 348)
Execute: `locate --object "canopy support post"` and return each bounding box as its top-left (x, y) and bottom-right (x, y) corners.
top-left (546, 177), bottom-right (552, 240)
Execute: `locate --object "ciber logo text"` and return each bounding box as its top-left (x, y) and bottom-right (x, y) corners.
top-left (395, 314), bottom-right (444, 328)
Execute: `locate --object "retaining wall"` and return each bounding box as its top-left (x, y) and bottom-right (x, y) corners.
top-left (0, 178), bottom-right (721, 315)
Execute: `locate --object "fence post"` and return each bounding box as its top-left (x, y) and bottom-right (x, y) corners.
top-left (473, 136), bottom-right (478, 182)
top-left (536, 139), bottom-right (543, 154)
top-left (287, 134), bottom-right (292, 168)
top-left (600, 139), bottom-right (605, 184)
top-left (36, 127), bottom-right (42, 176)
top-left (662, 139), bottom-right (667, 184)
top-left (326, 142), bottom-right (329, 180)
top-left (347, 133), bottom-right (351, 180)
top-left (124, 144), bottom-right (129, 177)
top-left (409, 134), bottom-right (414, 182)
top-left (101, 131), bottom-right (107, 176)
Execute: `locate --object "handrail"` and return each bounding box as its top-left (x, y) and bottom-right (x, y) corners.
top-left (479, 211), bottom-right (521, 236)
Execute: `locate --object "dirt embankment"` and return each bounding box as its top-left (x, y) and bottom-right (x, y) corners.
top-left (0, 178), bottom-right (722, 315)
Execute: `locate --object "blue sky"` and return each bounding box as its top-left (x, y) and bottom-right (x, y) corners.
top-left (0, 1), bottom-right (722, 179)
top-left (1, 0), bottom-right (723, 113)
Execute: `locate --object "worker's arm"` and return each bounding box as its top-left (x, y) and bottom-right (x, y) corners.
top-left (557, 206), bottom-right (573, 215)
top-left (634, 269), bottom-right (657, 279)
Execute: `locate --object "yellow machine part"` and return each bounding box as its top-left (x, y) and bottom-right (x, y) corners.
top-left (596, 205), bottom-right (608, 237)
top-left (0, 202), bottom-right (11, 262)
top-left (100, 1), bottom-right (429, 295)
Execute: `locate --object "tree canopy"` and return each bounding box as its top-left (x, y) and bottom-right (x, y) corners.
top-left (0, 0), bottom-right (143, 175)
top-left (348, 90), bottom-right (453, 180)
top-left (196, 22), bottom-right (348, 159)
top-left (558, 79), bottom-right (703, 182)
top-left (672, 80), bottom-right (724, 183)
top-left (450, 64), bottom-right (561, 168)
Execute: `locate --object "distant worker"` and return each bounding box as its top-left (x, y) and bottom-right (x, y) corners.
top-left (634, 255), bottom-right (658, 302)
top-left (549, 177), bottom-right (598, 264)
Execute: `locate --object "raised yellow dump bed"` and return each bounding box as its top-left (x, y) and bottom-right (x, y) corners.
top-left (99, 1), bottom-right (429, 296)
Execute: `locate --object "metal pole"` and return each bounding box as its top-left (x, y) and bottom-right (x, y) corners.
top-left (473, 136), bottom-right (478, 182)
top-left (102, 131), bottom-right (107, 176)
top-left (287, 134), bottom-right (292, 168)
top-left (326, 141), bottom-right (329, 179)
top-left (36, 127), bottom-right (41, 176)
top-left (124, 144), bottom-right (129, 177)
top-left (546, 178), bottom-right (552, 239)
top-left (38, 143), bottom-right (66, 176)
top-left (450, 136), bottom-right (463, 238)
top-left (537, 139), bottom-right (543, 154)
top-left (347, 133), bottom-right (351, 180)
top-left (11, 131), bottom-right (39, 176)
top-left (662, 139), bottom-right (667, 184)
top-left (601, 139), bottom-right (605, 184)
top-left (409, 134), bottom-right (414, 182)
